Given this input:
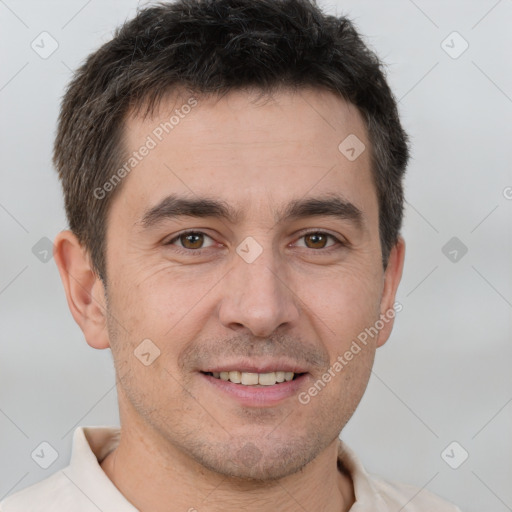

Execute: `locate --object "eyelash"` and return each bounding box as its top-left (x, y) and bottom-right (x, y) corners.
top-left (165, 230), bottom-right (346, 256)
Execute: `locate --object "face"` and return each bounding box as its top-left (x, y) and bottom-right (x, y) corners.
top-left (94, 88), bottom-right (402, 480)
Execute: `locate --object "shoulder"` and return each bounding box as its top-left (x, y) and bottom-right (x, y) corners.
top-left (1, 426), bottom-right (130, 512)
top-left (370, 474), bottom-right (462, 511)
top-left (0, 469), bottom-right (90, 511)
top-left (337, 441), bottom-right (462, 511)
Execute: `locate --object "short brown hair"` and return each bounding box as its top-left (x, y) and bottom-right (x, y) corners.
top-left (54, 0), bottom-right (410, 282)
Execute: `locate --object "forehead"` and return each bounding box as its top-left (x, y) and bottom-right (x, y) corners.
top-left (113, 87), bottom-right (376, 228)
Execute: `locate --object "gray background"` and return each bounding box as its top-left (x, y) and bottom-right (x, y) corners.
top-left (1, 1), bottom-right (511, 510)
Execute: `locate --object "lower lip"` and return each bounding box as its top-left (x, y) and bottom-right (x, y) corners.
top-left (200, 373), bottom-right (309, 407)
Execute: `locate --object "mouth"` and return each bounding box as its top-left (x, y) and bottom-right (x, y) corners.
top-left (200, 370), bottom-right (309, 406)
top-left (201, 371), bottom-right (306, 386)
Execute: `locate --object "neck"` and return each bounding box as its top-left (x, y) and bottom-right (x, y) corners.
top-left (100, 425), bottom-right (354, 512)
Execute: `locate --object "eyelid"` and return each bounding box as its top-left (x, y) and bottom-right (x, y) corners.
top-left (165, 229), bottom-right (346, 254)
top-left (165, 230), bottom-right (217, 250)
top-left (291, 229), bottom-right (344, 249)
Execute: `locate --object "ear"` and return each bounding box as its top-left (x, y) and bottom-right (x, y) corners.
top-left (376, 236), bottom-right (405, 348)
top-left (53, 230), bottom-right (110, 350)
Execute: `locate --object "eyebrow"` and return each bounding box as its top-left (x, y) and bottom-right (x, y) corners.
top-left (139, 193), bottom-right (364, 230)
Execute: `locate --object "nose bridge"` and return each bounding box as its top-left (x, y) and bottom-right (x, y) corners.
top-left (218, 236), bottom-right (300, 336)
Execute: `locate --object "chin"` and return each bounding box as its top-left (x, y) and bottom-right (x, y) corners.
top-left (187, 436), bottom-right (320, 482)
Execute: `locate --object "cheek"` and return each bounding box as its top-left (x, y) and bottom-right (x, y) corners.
top-left (106, 260), bottom-right (221, 366)
top-left (303, 278), bottom-right (378, 410)
top-left (110, 258), bottom-right (198, 321)
top-left (295, 265), bottom-right (382, 407)
top-left (298, 263), bottom-right (382, 335)
top-left (105, 275), bottom-right (193, 419)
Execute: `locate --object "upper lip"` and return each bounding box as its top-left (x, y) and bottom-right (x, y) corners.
top-left (201, 359), bottom-right (309, 374)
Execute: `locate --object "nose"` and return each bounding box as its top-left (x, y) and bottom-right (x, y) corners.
top-left (217, 243), bottom-right (301, 338)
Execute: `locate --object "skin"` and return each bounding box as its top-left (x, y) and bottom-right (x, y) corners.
top-left (54, 87), bottom-right (405, 512)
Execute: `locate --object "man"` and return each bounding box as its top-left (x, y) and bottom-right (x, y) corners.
top-left (1, 0), bottom-right (462, 510)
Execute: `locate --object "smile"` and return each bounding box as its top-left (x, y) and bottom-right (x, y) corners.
top-left (203, 371), bottom-right (303, 386)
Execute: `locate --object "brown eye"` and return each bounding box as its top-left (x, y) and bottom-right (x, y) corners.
top-left (167, 231), bottom-right (215, 251)
top-left (302, 232), bottom-right (336, 249)
top-left (180, 232), bottom-right (204, 249)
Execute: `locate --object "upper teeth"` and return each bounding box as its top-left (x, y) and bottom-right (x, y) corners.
top-left (212, 371), bottom-right (295, 386)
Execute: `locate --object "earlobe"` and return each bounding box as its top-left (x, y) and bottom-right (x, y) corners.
top-left (376, 236), bottom-right (406, 348)
top-left (53, 230), bottom-right (110, 350)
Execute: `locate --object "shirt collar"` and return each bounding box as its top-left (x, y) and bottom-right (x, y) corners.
top-left (67, 425), bottom-right (387, 511)
top-left (337, 439), bottom-right (389, 511)
top-left (64, 426), bottom-right (138, 511)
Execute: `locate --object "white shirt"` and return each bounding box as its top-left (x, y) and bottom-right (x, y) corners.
top-left (0, 426), bottom-right (462, 511)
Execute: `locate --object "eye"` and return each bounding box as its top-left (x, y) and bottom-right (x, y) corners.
top-left (165, 230), bottom-right (344, 254)
top-left (294, 231), bottom-right (341, 250)
top-left (166, 231), bottom-right (216, 251)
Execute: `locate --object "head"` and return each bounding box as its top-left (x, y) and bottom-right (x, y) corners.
top-left (54, 0), bottom-right (409, 481)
